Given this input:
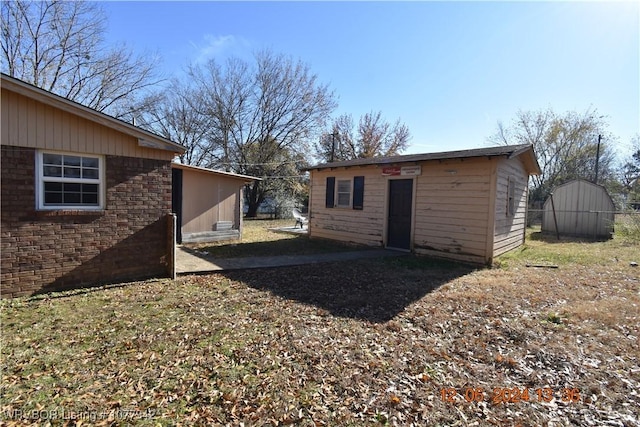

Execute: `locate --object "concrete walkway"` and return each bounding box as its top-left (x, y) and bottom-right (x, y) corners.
top-left (176, 246), bottom-right (405, 274)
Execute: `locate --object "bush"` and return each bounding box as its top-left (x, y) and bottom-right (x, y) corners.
top-left (615, 211), bottom-right (640, 241)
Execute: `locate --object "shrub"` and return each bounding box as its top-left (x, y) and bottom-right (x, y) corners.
top-left (615, 211), bottom-right (640, 241)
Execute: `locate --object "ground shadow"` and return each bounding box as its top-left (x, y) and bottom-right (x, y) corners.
top-left (219, 256), bottom-right (476, 323)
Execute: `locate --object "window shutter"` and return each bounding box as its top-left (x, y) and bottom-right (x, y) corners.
top-left (325, 177), bottom-right (335, 208)
top-left (353, 176), bottom-right (364, 210)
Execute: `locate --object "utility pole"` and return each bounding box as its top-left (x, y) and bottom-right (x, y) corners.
top-left (594, 134), bottom-right (602, 184)
top-left (329, 131), bottom-right (338, 163)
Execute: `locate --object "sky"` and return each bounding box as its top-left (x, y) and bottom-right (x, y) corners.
top-left (100, 1), bottom-right (640, 159)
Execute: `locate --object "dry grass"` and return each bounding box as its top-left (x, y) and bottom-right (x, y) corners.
top-left (185, 218), bottom-right (355, 258)
top-left (496, 226), bottom-right (639, 268)
top-left (1, 225), bottom-right (639, 426)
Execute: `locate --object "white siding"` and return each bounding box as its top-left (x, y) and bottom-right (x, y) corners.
top-left (413, 158), bottom-right (493, 264)
top-left (493, 157), bottom-right (528, 257)
top-left (309, 155), bottom-right (533, 264)
top-left (309, 166), bottom-right (385, 247)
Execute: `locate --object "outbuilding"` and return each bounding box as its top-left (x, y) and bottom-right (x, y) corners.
top-left (171, 163), bottom-right (259, 243)
top-left (1, 74), bottom-right (184, 298)
top-left (542, 179), bottom-right (615, 239)
top-left (305, 144), bottom-right (540, 264)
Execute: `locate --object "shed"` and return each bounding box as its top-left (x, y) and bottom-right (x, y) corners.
top-left (1, 74), bottom-right (184, 298)
top-left (542, 179), bottom-right (615, 239)
top-left (304, 144), bottom-right (540, 264)
top-left (171, 163), bottom-right (259, 243)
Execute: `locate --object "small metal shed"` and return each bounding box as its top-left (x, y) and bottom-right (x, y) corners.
top-left (542, 179), bottom-right (615, 239)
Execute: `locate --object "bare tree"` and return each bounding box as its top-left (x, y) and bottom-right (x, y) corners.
top-left (1, 0), bottom-right (162, 119)
top-left (187, 57), bottom-right (252, 171)
top-left (620, 135), bottom-right (640, 203)
top-left (140, 79), bottom-right (214, 167)
top-left (185, 50), bottom-right (336, 217)
top-left (488, 108), bottom-right (616, 203)
top-left (316, 112), bottom-right (410, 162)
top-left (316, 114), bottom-right (357, 162)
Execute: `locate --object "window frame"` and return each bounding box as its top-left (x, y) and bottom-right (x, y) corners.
top-left (36, 150), bottom-right (105, 210)
top-left (335, 179), bottom-right (352, 208)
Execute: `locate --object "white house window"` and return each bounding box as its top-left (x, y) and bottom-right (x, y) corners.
top-left (336, 179), bottom-right (351, 207)
top-left (37, 151), bottom-right (104, 210)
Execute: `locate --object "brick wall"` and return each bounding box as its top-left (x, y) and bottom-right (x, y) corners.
top-left (1, 145), bottom-right (173, 298)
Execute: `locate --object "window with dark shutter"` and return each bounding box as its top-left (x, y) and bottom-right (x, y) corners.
top-left (325, 176), bottom-right (335, 208)
top-left (353, 176), bottom-right (364, 210)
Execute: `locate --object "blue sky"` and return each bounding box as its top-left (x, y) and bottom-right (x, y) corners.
top-left (101, 1), bottom-right (639, 158)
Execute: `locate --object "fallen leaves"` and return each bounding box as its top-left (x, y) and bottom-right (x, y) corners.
top-left (1, 256), bottom-right (638, 426)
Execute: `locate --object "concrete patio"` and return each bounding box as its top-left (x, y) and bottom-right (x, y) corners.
top-left (175, 245), bottom-right (404, 274)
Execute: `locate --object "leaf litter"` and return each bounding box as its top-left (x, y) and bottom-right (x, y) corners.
top-left (1, 255), bottom-right (638, 426)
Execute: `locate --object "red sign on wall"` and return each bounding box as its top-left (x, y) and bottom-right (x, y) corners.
top-left (381, 166), bottom-right (421, 176)
top-left (382, 167), bottom-right (401, 176)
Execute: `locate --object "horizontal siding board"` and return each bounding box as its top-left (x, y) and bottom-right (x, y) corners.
top-left (493, 157), bottom-right (527, 256)
top-left (414, 222), bottom-right (487, 237)
top-left (493, 238), bottom-right (522, 256)
top-left (415, 228), bottom-right (487, 244)
top-left (311, 228), bottom-right (383, 246)
top-left (415, 248), bottom-right (486, 264)
top-left (415, 210), bottom-right (489, 222)
top-left (417, 181), bottom-right (491, 191)
top-left (311, 219), bottom-right (383, 235)
top-left (414, 235), bottom-right (487, 255)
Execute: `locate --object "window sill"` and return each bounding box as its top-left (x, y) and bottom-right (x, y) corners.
top-left (35, 209), bottom-right (106, 217)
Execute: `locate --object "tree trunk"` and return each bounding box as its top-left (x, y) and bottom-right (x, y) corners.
top-left (245, 182), bottom-right (264, 218)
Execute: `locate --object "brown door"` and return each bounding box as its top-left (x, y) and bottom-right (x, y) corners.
top-left (387, 179), bottom-right (413, 250)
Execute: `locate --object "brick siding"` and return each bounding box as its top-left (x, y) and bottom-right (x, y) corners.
top-left (1, 146), bottom-right (173, 298)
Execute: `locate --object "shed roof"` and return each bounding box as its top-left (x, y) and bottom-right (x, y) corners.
top-left (171, 162), bottom-right (261, 183)
top-left (1, 73), bottom-right (185, 154)
top-left (305, 144), bottom-right (541, 175)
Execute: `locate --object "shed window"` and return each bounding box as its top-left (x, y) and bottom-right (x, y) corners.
top-left (336, 180), bottom-right (351, 207)
top-left (326, 176), bottom-right (365, 209)
top-left (507, 176), bottom-right (516, 217)
top-left (37, 151), bottom-right (104, 210)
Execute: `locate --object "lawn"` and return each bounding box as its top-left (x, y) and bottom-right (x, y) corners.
top-left (1, 223), bottom-right (638, 426)
top-left (185, 218), bottom-right (357, 258)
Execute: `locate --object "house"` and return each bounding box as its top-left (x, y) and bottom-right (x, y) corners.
top-left (171, 163), bottom-right (259, 243)
top-left (542, 179), bottom-right (615, 239)
top-left (304, 144), bottom-right (540, 264)
top-left (1, 74), bottom-right (185, 298)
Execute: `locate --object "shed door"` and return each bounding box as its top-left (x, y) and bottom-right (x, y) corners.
top-left (171, 168), bottom-right (183, 244)
top-left (387, 179), bottom-right (413, 250)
